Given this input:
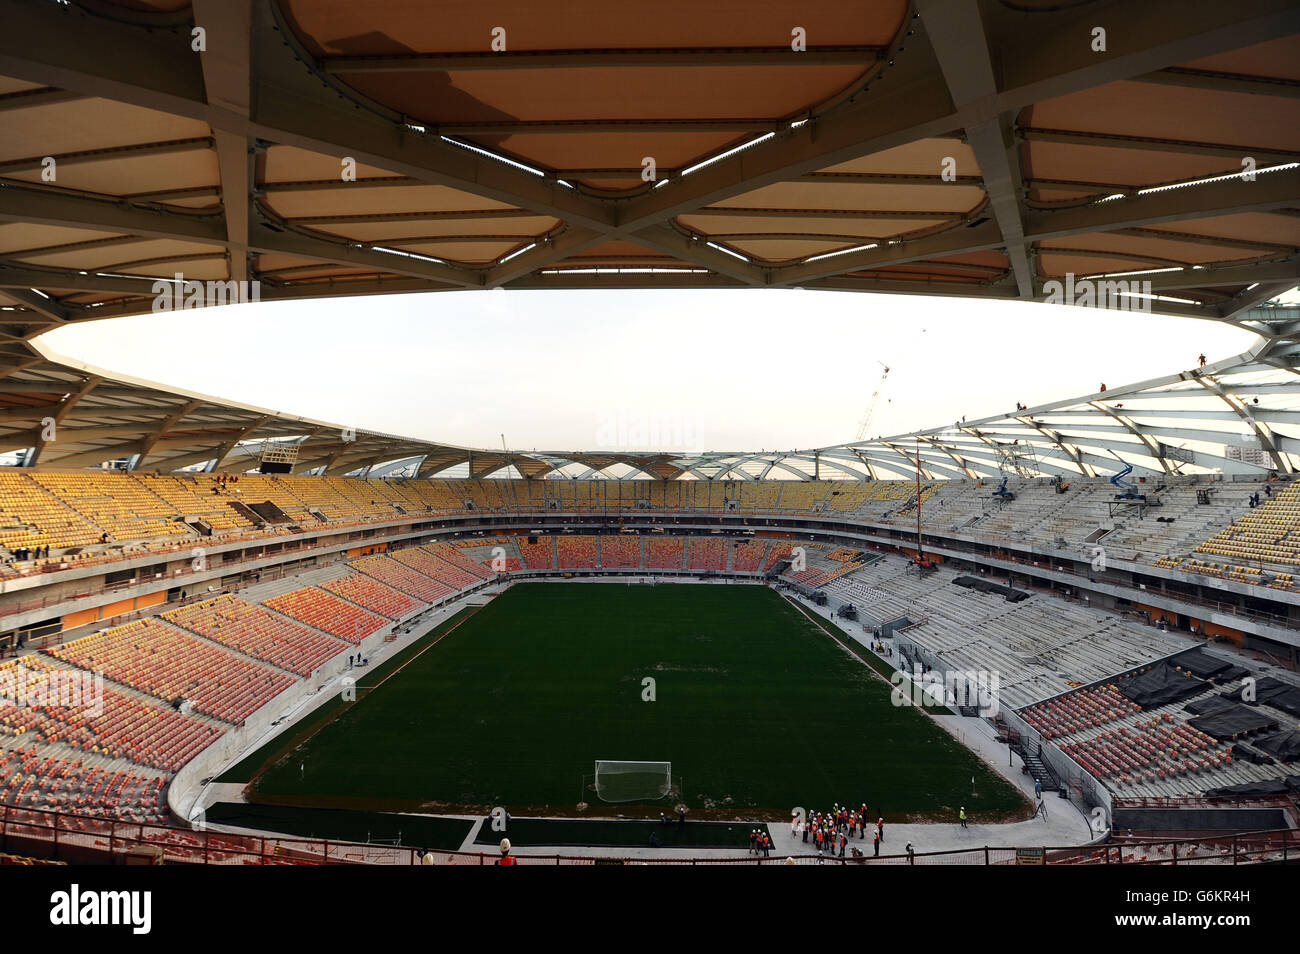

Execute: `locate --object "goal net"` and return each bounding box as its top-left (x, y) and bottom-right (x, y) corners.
top-left (594, 760), bottom-right (672, 803)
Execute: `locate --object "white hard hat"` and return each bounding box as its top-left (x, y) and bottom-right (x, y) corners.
top-left (499, 838), bottom-right (511, 854)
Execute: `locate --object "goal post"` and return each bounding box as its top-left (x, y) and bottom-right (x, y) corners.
top-left (594, 760), bottom-right (672, 803)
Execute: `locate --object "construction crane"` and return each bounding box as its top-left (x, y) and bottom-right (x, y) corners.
top-left (854, 361), bottom-right (891, 442)
top-left (852, 329), bottom-right (926, 443)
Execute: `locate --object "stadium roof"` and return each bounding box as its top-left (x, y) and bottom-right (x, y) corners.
top-left (6, 305), bottom-right (1299, 480)
top-left (0, 0), bottom-right (1296, 324)
top-left (0, 1), bottom-right (1297, 478)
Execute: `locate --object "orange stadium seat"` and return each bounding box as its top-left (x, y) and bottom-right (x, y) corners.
top-left (557, 535), bottom-right (598, 569)
top-left (46, 619), bottom-right (293, 725)
top-left (320, 573), bottom-right (421, 619)
top-left (163, 594), bottom-right (349, 675)
top-left (263, 588), bottom-right (388, 645)
top-left (0, 657), bottom-right (223, 773)
top-left (645, 537), bottom-right (685, 570)
top-left (600, 536), bottom-right (640, 569)
top-left (352, 554), bottom-right (454, 602)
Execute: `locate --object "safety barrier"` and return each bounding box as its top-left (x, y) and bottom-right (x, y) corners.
top-left (0, 804), bottom-right (1293, 866)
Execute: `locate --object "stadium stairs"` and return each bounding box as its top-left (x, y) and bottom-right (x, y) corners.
top-left (1012, 741), bottom-right (1062, 794)
top-left (237, 563), bottom-right (350, 603)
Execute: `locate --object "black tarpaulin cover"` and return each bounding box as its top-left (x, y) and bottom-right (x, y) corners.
top-left (1189, 704), bottom-right (1279, 740)
top-left (1219, 676), bottom-right (1300, 719)
top-left (1204, 776), bottom-right (1300, 797)
top-left (1254, 678), bottom-right (1300, 720)
top-left (1213, 665), bottom-right (1251, 684)
top-left (1230, 743), bottom-right (1274, 765)
top-left (1253, 730), bottom-right (1300, 762)
top-left (1116, 663), bottom-right (1207, 708)
top-left (1111, 806), bottom-right (1288, 831)
top-left (1172, 648), bottom-right (1235, 681)
top-left (1185, 696), bottom-right (1237, 716)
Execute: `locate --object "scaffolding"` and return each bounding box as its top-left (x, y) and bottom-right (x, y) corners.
top-left (258, 439), bottom-right (300, 473)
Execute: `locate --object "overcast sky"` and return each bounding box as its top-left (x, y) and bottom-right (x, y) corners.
top-left (40, 288), bottom-right (1274, 454)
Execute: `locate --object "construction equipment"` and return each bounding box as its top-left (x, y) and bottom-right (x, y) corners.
top-left (853, 329), bottom-right (927, 443)
top-left (991, 442), bottom-right (1034, 502)
top-left (1109, 460), bottom-right (1145, 501)
top-left (854, 361), bottom-right (890, 442)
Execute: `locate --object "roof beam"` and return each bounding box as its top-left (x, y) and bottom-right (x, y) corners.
top-left (917, 0), bottom-right (1033, 298)
top-left (208, 416), bottom-right (272, 471)
top-left (193, 0), bottom-right (253, 286)
top-left (484, 227), bottom-right (608, 287)
top-left (1192, 374), bottom-right (1290, 474)
top-left (25, 374), bottom-right (102, 467)
top-left (439, 119), bottom-right (784, 135)
top-left (0, 0), bottom-right (616, 235)
top-left (0, 181), bottom-right (227, 245)
top-left (0, 0), bottom-right (207, 119)
top-left (134, 398), bottom-right (203, 469)
top-left (1018, 128), bottom-right (1300, 165)
top-left (1142, 260), bottom-right (1300, 293)
top-left (626, 225), bottom-right (769, 286)
top-left (1024, 172), bottom-right (1300, 244)
top-left (0, 137), bottom-right (213, 175)
top-left (248, 207), bottom-right (483, 289)
top-left (763, 187), bottom-right (1300, 298)
top-left (0, 86), bottom-right (88, 112)
top-left (615, 0), bottom-right (1300, 235)
top-left (770, 219), bottom-right (1005, 286)
top-left (1220, 281), bottom-right (1298, 320)
top-left (1131, 67), bottom-right (1300, 100)
top-left (0, 288), bottom-right (68, 323)
top-left (1085, 403), bottom-right (1173, 474)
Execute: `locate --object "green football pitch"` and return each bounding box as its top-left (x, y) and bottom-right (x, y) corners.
top-left (247, 582), bottom-right (1027, 820)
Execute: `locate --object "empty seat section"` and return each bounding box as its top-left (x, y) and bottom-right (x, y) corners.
top-left (601, 536), bottom-right (640, 568)
top-left (0, 470), bottom-right (103, 552)
top-left (47, 619), bottom-right (293, 724)
top-left (30, 472), bottom-right (188, 544)
top-left (389, 547), bottom-right (477, 590)
top-left (645, 537), bottom-right (685, 569)
top-left (687, 537), bottom-right (725, 570)
top-left (0, 656), bottom-right (222, 772)
top-left (0, 745), bottom-right (167, 821)
top-left (320, 573), bottom-right (421, 619)
top-left (351, 554), bottom-right (454, 603)
top-left (731, 539), bottom-right (767, 572)
top-left (515, 536), bottom-right (554, 570)
top-left (163, 594), bottom-right (348, 674)
top-left (424, 543), bottom-right (494, 580)
top-left (263, 588), bottom-right (387, 644)
top-left (556, 535), bottom-right (598, 569)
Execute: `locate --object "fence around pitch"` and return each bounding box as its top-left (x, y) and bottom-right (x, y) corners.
top-left (0, 805), bottom-right (1295, 865)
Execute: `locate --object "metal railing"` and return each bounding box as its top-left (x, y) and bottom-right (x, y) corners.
top-left (0, 804), bottom-right (1293, 866)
